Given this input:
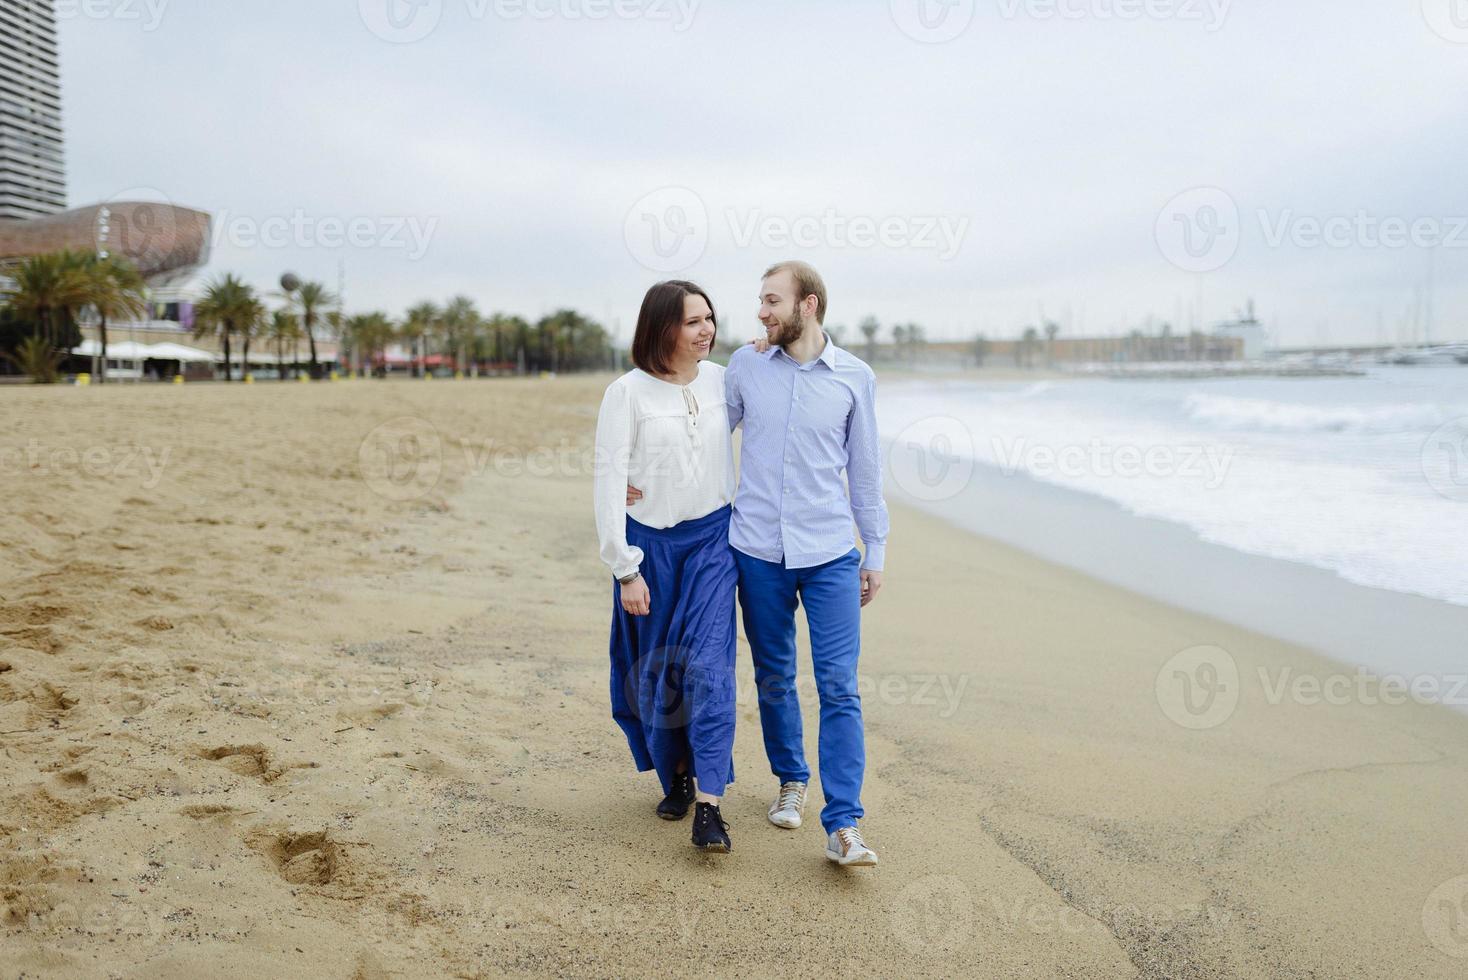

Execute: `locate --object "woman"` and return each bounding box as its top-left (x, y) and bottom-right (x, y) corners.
top-left (594, 280), bottom-right (738, 853)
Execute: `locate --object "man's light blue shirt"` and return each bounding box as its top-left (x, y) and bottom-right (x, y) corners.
top-left (725, 335), bottom-right (889, 572)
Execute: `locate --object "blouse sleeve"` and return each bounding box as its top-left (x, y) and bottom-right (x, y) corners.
top-left (593, 379), bottom-right (645, 579)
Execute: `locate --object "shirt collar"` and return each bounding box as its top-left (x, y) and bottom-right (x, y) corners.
top-left (767, 332), bottom-right (839, 370)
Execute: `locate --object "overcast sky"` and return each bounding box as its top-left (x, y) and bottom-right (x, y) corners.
top-left (57, 0), bottom-right (1468, 347)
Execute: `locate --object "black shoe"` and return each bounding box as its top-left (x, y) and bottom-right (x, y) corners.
top-left (691, 802), bottom-right (731, 853)
top-left (657, 772), bottom-right (695, 821)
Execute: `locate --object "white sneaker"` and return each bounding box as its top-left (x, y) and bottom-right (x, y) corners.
top-left (826, 826), bottom-right (878, 867)
top-left (767, 781), bottom-right (807, 829)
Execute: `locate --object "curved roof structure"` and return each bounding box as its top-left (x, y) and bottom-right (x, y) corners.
top-left (0, 201), bottom-right (212, 285)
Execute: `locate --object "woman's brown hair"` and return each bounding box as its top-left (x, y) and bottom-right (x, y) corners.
top-left (631, 280), bottom-right (717, 376)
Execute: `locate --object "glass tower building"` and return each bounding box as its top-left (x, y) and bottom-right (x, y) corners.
top-left (0, 0), bottom-right (66, 220)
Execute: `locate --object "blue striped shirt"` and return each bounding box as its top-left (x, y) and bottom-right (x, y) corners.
top-left (725, 336), bottom-right (889, 571)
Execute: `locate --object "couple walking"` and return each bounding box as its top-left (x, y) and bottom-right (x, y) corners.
top-left (593, 261), bottom-right (889, 864)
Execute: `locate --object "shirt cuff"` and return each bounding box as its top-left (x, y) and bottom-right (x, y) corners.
top-left (861, 543), bottom-right (885, 572)
top-left (612, 561), bottom-right (640, 580)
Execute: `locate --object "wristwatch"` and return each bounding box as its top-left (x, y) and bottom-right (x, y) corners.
top-left (618, 572), bottom-right (641, 585)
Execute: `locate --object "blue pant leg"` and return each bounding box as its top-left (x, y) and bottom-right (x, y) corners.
top-left (734, 550), bottom-right (808, 784)
top-left (797, 548), bottom-right (865, 833)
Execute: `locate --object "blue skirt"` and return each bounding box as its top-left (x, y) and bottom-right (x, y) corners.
top-left (609, 504), bottom-right (737, 798)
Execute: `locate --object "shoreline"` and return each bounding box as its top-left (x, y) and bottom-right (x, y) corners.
top-left (884, 440), bottom-right (1468, 703)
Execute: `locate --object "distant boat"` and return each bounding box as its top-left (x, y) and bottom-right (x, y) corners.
top-left (1385, 347), bottom-right (1466, 366)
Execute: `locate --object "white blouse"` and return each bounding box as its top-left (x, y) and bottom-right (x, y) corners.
top-left (594, 361), bottom-right (736, 579)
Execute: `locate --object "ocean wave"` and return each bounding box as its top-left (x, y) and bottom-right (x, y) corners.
top-left (1183, 393), bottom-right (1454, 434)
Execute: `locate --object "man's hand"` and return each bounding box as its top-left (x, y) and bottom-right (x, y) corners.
top-left (860, 569), bottom-right (883, 608)
top-left (620, 576), bottom-right (651, 616)
top-left (626, 484), bottom-right (643, 507)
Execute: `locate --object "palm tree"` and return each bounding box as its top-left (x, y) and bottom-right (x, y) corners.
top-left (4, 250), bottom-right (90, 350)
top-left (267, 310), bottom-right (302, 379)
top-left (401, 302), bottom-right (438, 379)
top-left (344, 311), bottom-right (396, 376)
top-left (287, 281), bottom-right (338, 379)
top-left (79, 256), bottom-right (148, 383)
top-left (440, 296), bottom-right (479, 375)
top-left (859, 316), bottom-right (880, 364)
top-left (194, 274), bottom-right (264, 382)
top-left (1, 335), bottom-right (66, 383)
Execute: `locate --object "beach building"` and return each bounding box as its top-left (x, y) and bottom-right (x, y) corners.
top-left (0, 0), bottom-right (65, 220)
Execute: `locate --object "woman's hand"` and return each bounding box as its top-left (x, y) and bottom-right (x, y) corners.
top-left (750, 336), bottom-right (771, 353)
top-left (620, 575), bottom-right (651, 616)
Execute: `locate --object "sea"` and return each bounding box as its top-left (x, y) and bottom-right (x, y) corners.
top-left (878, 365), bottom-right (1468, 609)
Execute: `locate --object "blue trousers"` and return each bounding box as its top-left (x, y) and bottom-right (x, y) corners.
top-left (610, 506), bottom-right (737, 798)
top-left (734, 547), bottom-right (864, 833)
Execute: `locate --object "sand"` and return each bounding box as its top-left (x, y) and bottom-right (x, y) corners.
top-left (3, 375), bottom-right (1467, 978)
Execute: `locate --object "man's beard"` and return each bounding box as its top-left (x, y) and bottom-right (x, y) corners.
top-left (770, 306), bottom-right (806, 347)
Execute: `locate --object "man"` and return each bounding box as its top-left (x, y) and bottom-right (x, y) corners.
top-left (630, 260), bottom-right (889, 866)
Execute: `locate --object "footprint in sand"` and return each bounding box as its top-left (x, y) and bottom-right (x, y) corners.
top-left (247, 828), bottom-right (342, 885)
top-left (197, 744), bottom-right (319, 784)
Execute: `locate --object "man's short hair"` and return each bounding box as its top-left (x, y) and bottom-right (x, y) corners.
top-left (763, 260), bottom-right (827, 324)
